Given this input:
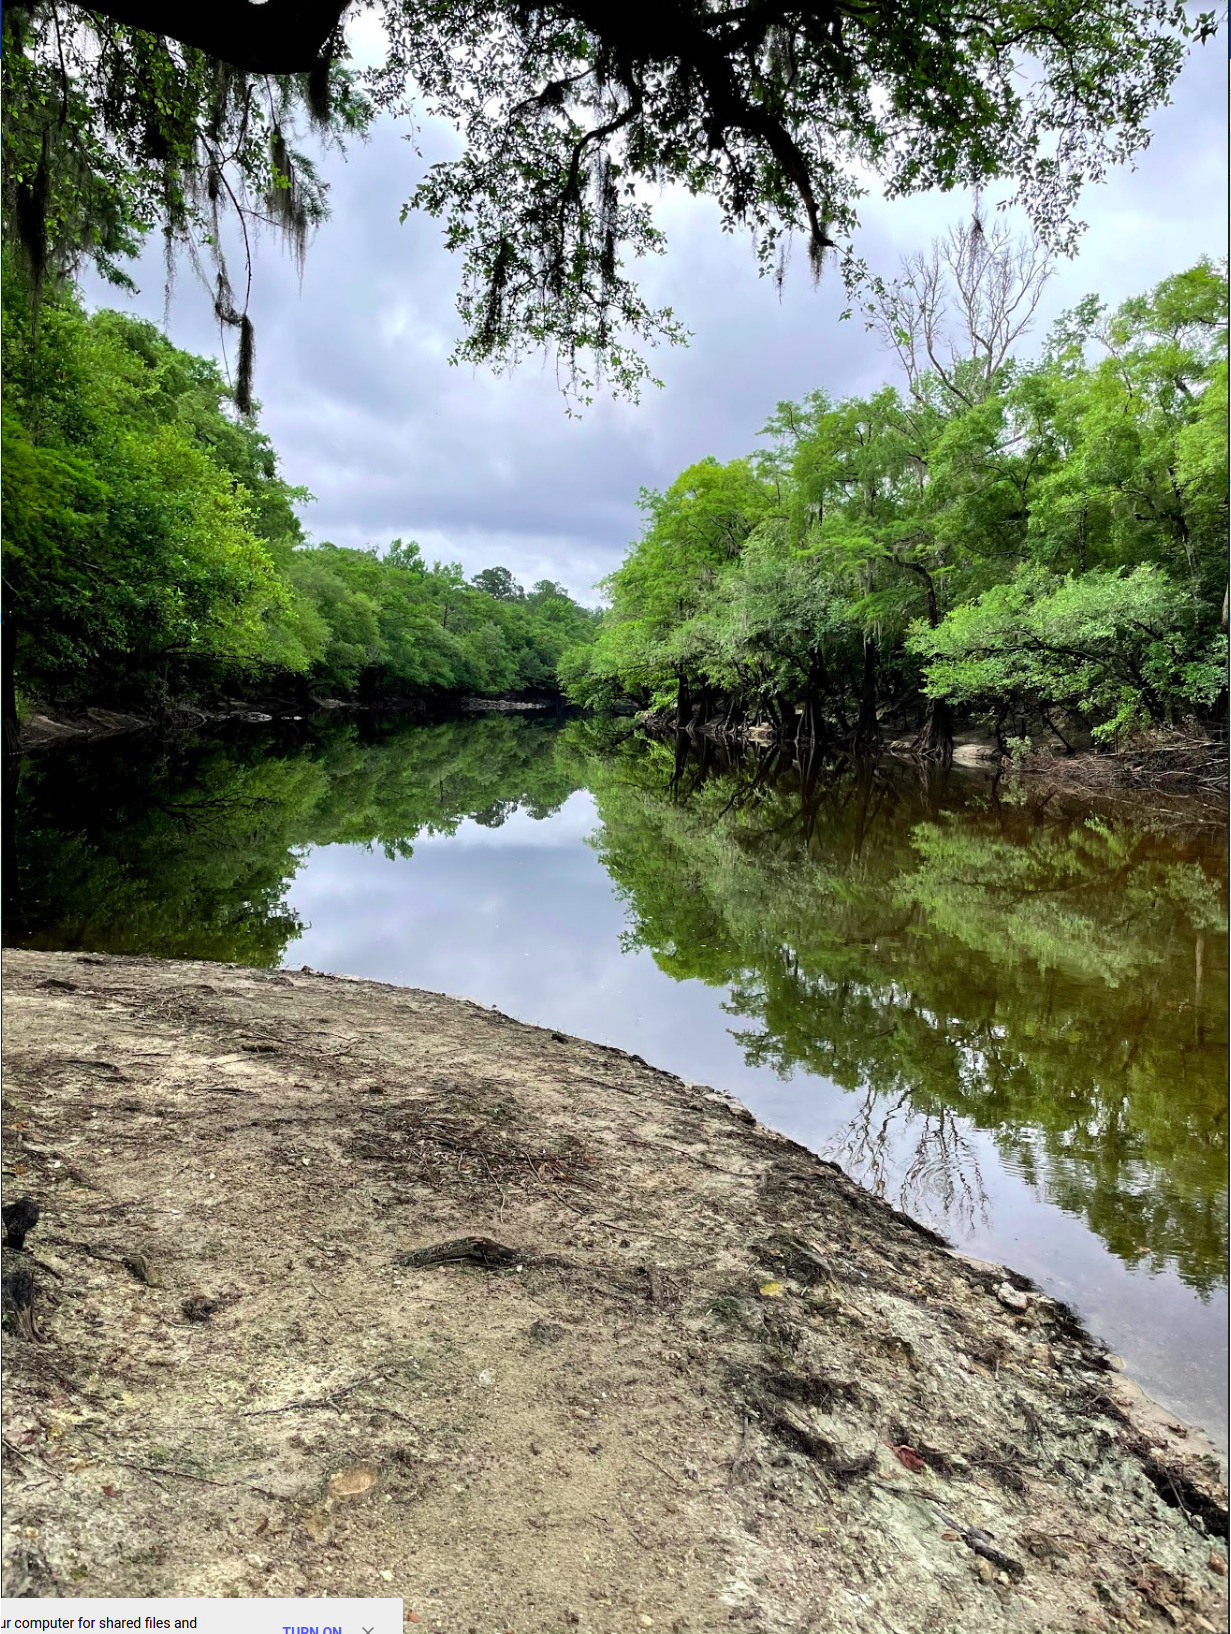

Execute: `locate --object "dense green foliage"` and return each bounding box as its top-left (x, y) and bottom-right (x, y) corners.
top-left (565, 254), bottom-right (1229, 752)
top-left (1, 274), bottom-right (598, 716)
top-left (2, 0), bottom-right (1217, 402)
top-left (8, 714), bottom-right (1226, 1290)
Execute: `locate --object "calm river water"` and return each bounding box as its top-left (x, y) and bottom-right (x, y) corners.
top-left (7, 713), bottom-right (1227, 1444)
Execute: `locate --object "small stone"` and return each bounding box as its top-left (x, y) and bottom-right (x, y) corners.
top-left (976, 1558), bottom-right (995, 1583)
top-left (379, 1569), bottom-right (394, 1582)
top-left (1209, 1552), bottom-right (1227, 1576)
top-left (328, 1465), bottom-right (376, 1498)
top-left (1023, 1532), bottom-right (1069, 1561)
top-left (639, 1618), bottom-right (654, 1628)
top-left (996, 1282), bottom-right (1029, 1313)
top-left (301, 1506), bottom-right (330, 1542)
top-left (476, 1368), bottom-right (496, 1387)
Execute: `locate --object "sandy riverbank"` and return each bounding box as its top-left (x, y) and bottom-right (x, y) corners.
top-left (2, 951), bottom-right (1226, 1629)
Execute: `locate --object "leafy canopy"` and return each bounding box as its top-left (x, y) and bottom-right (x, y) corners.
top-left (2, 270), bottom-right (599, 709)
top-left (565, 252), bottom-right (1228, 746)
top-left (2, 0), bottom-right (1219, 403)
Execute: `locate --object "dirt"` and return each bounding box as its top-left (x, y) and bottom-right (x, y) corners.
top-left (16, 697), bottom-right (552, 749)
top-left (2, 949), bottom-right (1227, 1632)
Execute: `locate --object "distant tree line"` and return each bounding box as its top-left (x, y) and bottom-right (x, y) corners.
top-left (1, 268), bottom-right (598, 737)
top-left (562, 241), bottom-right (1228, 758)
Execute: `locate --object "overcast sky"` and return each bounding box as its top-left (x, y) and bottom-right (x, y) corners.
top-left (83, 31), bottom-right (1228, 603)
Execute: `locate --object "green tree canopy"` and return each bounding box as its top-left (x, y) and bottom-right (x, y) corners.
top-left (1, 271), bottom-right (598, 724)
top-left (564, 253), bottom-right (1228, 753)
top-left (2, 0), bottom-right (1219, 403)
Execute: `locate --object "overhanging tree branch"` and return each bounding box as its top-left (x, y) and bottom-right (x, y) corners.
top-left (77, 0), bottom-right (352, 72)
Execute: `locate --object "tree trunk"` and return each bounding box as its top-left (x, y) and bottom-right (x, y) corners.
top-left (797, 691), bottom-right (817, 746)
top-left (670, 730), bottom-right (691, 794)
top-left (913, 695), bottom-right (953, 764)
top-left (1041, 709), bottom-right (1074, 753)
top-left (2, 613), bottom-right (19, 758)
top-left (854, 636), bottom-right (879, 747)
top-left (676, 672), bottom-right (691, 731)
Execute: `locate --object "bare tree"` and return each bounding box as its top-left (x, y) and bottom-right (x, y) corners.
top-left (870, 218), bottom-right (1053, 405)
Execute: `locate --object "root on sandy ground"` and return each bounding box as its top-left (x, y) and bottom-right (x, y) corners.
top-left (1019, 728), bottom-right (1228, 805)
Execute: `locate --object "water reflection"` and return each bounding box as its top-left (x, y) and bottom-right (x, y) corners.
top-left (5, 716), bottom-right (581, 963)
top-left (5, 714), bottom-right (1227, 1432)
top-left (583, 730), bottom-right (1228, 1297)
top-left (828, 1090), bottom-right (990, 1239)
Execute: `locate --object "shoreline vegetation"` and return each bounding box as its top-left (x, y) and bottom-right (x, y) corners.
top-left (14, 692), bottom-right (561, 751)
top-left (2, 269), bottom-right (600, 756)
top-left (560, 251), bottom-right (1228, 774)
top-left (2, 950), bottom-right (1227, 1622)
top-left (6, 252), bottom-right (1227, 798)
top-left (17, 698), bottom-right (1227, 813)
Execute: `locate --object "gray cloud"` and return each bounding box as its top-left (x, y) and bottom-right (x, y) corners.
top-left (82, 35), bottom-right (1227, 603)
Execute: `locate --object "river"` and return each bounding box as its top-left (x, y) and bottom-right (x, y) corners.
top-left (6, 711), bottom-right (1227, 1445)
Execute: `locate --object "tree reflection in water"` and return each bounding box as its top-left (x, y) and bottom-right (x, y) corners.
top-left (579, 726), bottom-right (1227, 1295)
top-left (5, 715), bottom-right (1226, 1297)
top-left (825, 1088), bottom-right (990, 1238)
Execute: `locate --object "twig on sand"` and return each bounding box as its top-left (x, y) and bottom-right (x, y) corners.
top-left (240, 1369), bottom-right (393, 1418)
top-left (111, 1458), bottom-right (285, 1502)
top-left (634, 1447), bottom-right (690, 1490)
top-left (727, 1415), bottom-right (755, 1489)
top-left (113, 1460), bottom-right (223, 1489)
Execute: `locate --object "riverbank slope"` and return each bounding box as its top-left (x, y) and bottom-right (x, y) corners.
top-left (16, 696), bottom-right (558, 750)
top-left (2, 951), bottom-right (1226, 1629)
